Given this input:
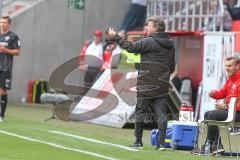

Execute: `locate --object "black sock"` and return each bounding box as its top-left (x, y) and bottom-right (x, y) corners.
top-left (0, 94), bottom-right (8, 118)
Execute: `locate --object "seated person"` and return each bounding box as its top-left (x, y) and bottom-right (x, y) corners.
top-left (192, 55), bottom-right (240, 155)
top-left (79, 29), bottom-right (104, 88)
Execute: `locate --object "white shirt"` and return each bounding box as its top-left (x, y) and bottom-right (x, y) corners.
top-left (131, 0), bottom-right (148, 6)
top-left (85, 42), bottom-right (103, 60)
top-left (85, 42), bottom-right (103, 68)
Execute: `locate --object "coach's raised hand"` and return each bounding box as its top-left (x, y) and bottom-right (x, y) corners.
top-left (107, 28), bottom-right (117, 38)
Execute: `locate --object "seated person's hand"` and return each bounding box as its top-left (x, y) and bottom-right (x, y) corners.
top-left (215, 103), bottom-right (226, 110)
top-left (101, 62), bottom-right (110, 71)
top-left (208, 90), bottom-right (216, 98)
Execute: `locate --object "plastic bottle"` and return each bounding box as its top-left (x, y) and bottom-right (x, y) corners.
top-left (204, 140), bottom-right (211, 155)
top-left (21, 93), bottom-right (26, 103)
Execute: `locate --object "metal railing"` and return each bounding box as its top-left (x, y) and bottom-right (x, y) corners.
top-left (147, 0), bottom-right (225, 32)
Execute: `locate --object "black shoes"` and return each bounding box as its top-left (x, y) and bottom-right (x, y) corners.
top-left (129, 141), bottom-right (167, 150)
top-left (191, 139), bottom-right (212, 156)
top-left (191, 147), bottom-right (212, 156)
top-left (212, 136), bottom-right (225, 155)
top-left (129, 141), bottom-right (143, 149)
top-left (155, 144), bottom-right (166, 151)
top-left (191, 139), bottom-right (225, 156)
top-left (211, 143), bottom-right (225, 155)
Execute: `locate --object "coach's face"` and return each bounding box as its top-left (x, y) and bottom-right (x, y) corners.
top-left (145, 21), bottom-right (157, 36)
top-left (0, 18), bottom-right (10, 33)
top-left (225, 60), bottom-right (239, 76)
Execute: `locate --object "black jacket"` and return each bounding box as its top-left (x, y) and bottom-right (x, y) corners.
top-left (112, 32), bottom-right (175, 98)
top-left (113, 32), bottom-right (175, 80)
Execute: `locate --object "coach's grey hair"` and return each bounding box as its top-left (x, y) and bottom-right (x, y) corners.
top-left (226, 54), bottom-right (240, 64)
top-left (147, 16), bottom-right (165, 32)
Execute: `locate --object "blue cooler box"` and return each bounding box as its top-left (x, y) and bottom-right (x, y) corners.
top-left (151, 126), bottom-right (173, 148)
top-left (171, 121), bottom-right (198, 150)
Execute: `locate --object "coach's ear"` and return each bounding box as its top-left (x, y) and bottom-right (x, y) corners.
top-left (236, 63), bottom-right (240, 70)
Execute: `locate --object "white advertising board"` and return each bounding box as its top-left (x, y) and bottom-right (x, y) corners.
top-left (72, 69), bottom-right (137, 128)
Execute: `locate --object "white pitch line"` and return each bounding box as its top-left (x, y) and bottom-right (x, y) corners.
top-left (50, 131), bottom-right (138, 152)
top-left (0, 130), bottom-right (119, 160)
top-left (0, 158), bottom-right (14, 160)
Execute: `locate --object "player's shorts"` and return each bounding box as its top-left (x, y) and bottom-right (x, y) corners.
top-left (0, 71), bottom-right (12, 90)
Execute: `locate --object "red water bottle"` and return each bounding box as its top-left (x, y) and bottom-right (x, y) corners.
top-left (179, 102), bottom-right (194, 122)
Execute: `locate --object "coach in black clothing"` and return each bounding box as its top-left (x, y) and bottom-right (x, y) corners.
top-left (0, 16), bottom-right (21, 122)
top-left (108, 16), bottom-right (175, 150)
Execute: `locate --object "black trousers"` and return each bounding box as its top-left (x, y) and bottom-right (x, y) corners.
top-left (120, 3), bottom-right (146, 32)
top-left (204, 110), bottom-right (240, 142)
top-left (83, 67), bottom-right (101, 88)
top-left (135, 96), bottom-right (168, 145)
